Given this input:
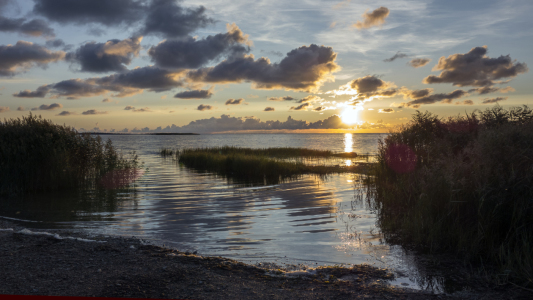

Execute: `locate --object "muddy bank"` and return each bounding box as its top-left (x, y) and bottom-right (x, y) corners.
top-left (0, 219), bottom-right (526, 299)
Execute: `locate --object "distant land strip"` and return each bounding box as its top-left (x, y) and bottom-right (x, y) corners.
top-left (83, 132), bottom-right (200, 135)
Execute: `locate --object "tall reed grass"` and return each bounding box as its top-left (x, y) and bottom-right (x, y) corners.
top-left (0, 114), bottom-right (140, 195)
top-left (175, 147), bottom-right (370, 183)
top-left (369, 105), bottom-right (533, 285)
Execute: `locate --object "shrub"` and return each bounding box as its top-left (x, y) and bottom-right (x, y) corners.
top-left (0, 114), bottom-right (140, 195)
top-left (369, 105), bottom-right (533, 285)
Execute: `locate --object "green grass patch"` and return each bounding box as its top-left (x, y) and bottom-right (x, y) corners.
top-left (368, 105), bottom-right (533, 286)
top-left (172, 147), bottom-right (372, 183)
top-left (0, 114), bottom-right (141, 195)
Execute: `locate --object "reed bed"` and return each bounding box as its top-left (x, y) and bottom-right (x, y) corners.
top-left (0, 114), bottom-right (140, 195)
top-left (171, 147), bottom-right (372, 183)
top-left (368, 105), bottom-right (533, 285)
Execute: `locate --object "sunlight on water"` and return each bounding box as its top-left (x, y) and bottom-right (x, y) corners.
top-left (344, 133), bottom-right (353, 153)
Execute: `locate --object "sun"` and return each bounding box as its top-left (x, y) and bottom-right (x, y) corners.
top-left (340, 107), bottom-right (359, 125)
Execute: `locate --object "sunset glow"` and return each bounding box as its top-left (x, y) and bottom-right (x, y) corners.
top-left (340, 107), bottom-right (359, 125)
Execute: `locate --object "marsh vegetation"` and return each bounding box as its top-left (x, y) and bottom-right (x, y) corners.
top-left (0, 114), bottom-right (141, 196)
top-left (368, 105), bottom-right (533, 286)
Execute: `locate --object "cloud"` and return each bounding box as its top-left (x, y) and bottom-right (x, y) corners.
top-left (17, 66), bottom-right (183, 98)
top-left (455, 100), bottom-right (474, 105)
top-left (469, 85), bottom-right (516, 95)
top-left (297, 95), bottom-right (323, 103)
top-left (268, 96), bottom-right (295, 101)
top-left (0, 16), bottom-right (55, 37)
top-left (174, 89), bottom-right (212, 99)
top-left (399, 89), bottom-right (467, 108)
top-left (45, 39), bottom-right (65, 48)
top-left (197, 104), bottom-right (213, 111)
top-left (482, 97), bottom-right (507, 104)
top-left (384, 52), bottom-right (408, 62)
top-left (187, 44), bottom-right (340, 92)
top-left (13, 85), bottom-right (50, 98)
top-left (32, 0), bottom-right (145, 26)
top-left (66, 36), bottom-right (142, 72)
top-left (0, 106), bottom-right (9, 112)
top-left (264, 107), bottom-right (275, 111)
top-left (354, 7), bottom-right (390, 29)
top-left (423, 46), bottom-right (528, 87)
top-left (379, 108), bottom-right (394, 113)
top-left (225, 98), bottom-right (244, 105)
top-left (34, 103), bottom-right (63, 110)
top-left (350, 75), bottom-right (390, 93)
top-left (149, 23), bottom-right (250, 69)
top-left (124, 105), bottom-right (150, 112)
top-left (0, 41), bottom-right (65, 76)
top-left (102, 98), bottom-right (111, 102)
top-left (313, 106), bottom-right (325, 112)
top-left (82, 109), bottom-right (107, 115)
top-left (408, 58), bottom-right (431, 68)
top-left (56, 111), bottom-right (75, 116)
top-left (140, 0), bottom-right (214, 38)
top-left (17, 106), bottom-right (25, 111)
top-left (290, 102), bottom-right (311, 111)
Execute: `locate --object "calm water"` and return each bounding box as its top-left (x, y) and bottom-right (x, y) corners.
top-left (0, 133), bottom-right (459, 292)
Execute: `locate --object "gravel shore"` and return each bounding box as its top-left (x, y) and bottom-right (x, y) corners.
top-left (0, 219), bottom-right (528, 299)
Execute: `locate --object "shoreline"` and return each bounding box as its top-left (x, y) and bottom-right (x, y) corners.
top-left (0, 219), bottom-right (524, 299)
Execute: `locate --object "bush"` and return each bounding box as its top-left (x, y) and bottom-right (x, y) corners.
top-left (370, 105), bottom-right (533, 285)
top-left (0, 114), bottom-right (140, 195)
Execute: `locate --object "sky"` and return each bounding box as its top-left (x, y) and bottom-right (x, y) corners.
top-left (0, 0), bottom-right (532, 133)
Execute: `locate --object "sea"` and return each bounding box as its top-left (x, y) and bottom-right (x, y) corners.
top-left (0, 133), bottom-right (455, 292)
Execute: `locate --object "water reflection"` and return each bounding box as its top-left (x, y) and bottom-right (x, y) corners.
top-left (344, 133), bottom-right (353, 153)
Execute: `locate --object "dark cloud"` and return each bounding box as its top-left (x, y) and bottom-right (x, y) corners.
top-left (86, 28), bottom-right (106, 36)
top-left (124, 106), bottom-right (151, 112)
top-left (225, 98), bottom-right (244, 105)
top-left (32, 0), bottom-right (145, 26)
top-left (22, 66), bottom-right (183, 99)
top-left (0, 41), bottom-right (65, 76)
top-left (0, 106), bottom-right (9, 113)
top-left (469, 86), bottom-right (515, 95)
top-left (17, 106), bottom-right (25, 111)
top-left (399, 88), bottom-right (432, 99)
top-left (482, 97), bottom-right (507, 104)
top-left (37, 103), bottom-right (62, 110)
top-left (102, 98), bottom-right (111, 102)
top-left (149, 24), bottom-right (250, 69)
top-left (197, 104), bottom-right (213, 111)
top-left (0, 16), bottom-right (55, 37)
top-left (56, 111), bottom-right (75, 116)
top-left (45, 39), bottom-right (65, 48)
top-left (455, 100), bottom-right (474, 105)
top-left (174, 89), bottom-right (212, 99)
top-left (423, 46), bottom-right (528, 87)
top-left (141, 0), bottom-right (214, 38)
top-left (354, 6), bottom-right (390, 29)
top-left (297, 95), bottom-right (322, 103)
top-left (82, 109), bottom-right (107, 115)
top-left (408, 58), bottom-right (431, 68)
top-left (268, 96), bottom-right (295, 101)
top-left (13, 85), bottom-right (50, 98)
top-left (66, 36), bottom-right (142, 72)
top-left (188, 44), bottom-right (340, 92)
top-left (264, 107), bottom-right (275, 111)
top-left (384, 52), bottom-right (408, 62)
top-left (308, 115), bottom-right (350, 129)
top-left (313, 106), bottom-right (325, 111)
top-left (378, 108), bottom-right (394, 113)
top-left (290, 102), bottom-right (310, 111)
top-left (349, 75), bottom-right (388, 93)
top-left (400, 89), bottom-right (467, 108)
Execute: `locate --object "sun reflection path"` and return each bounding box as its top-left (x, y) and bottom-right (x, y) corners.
top-left (344, 133), bottom-right (353, 153)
